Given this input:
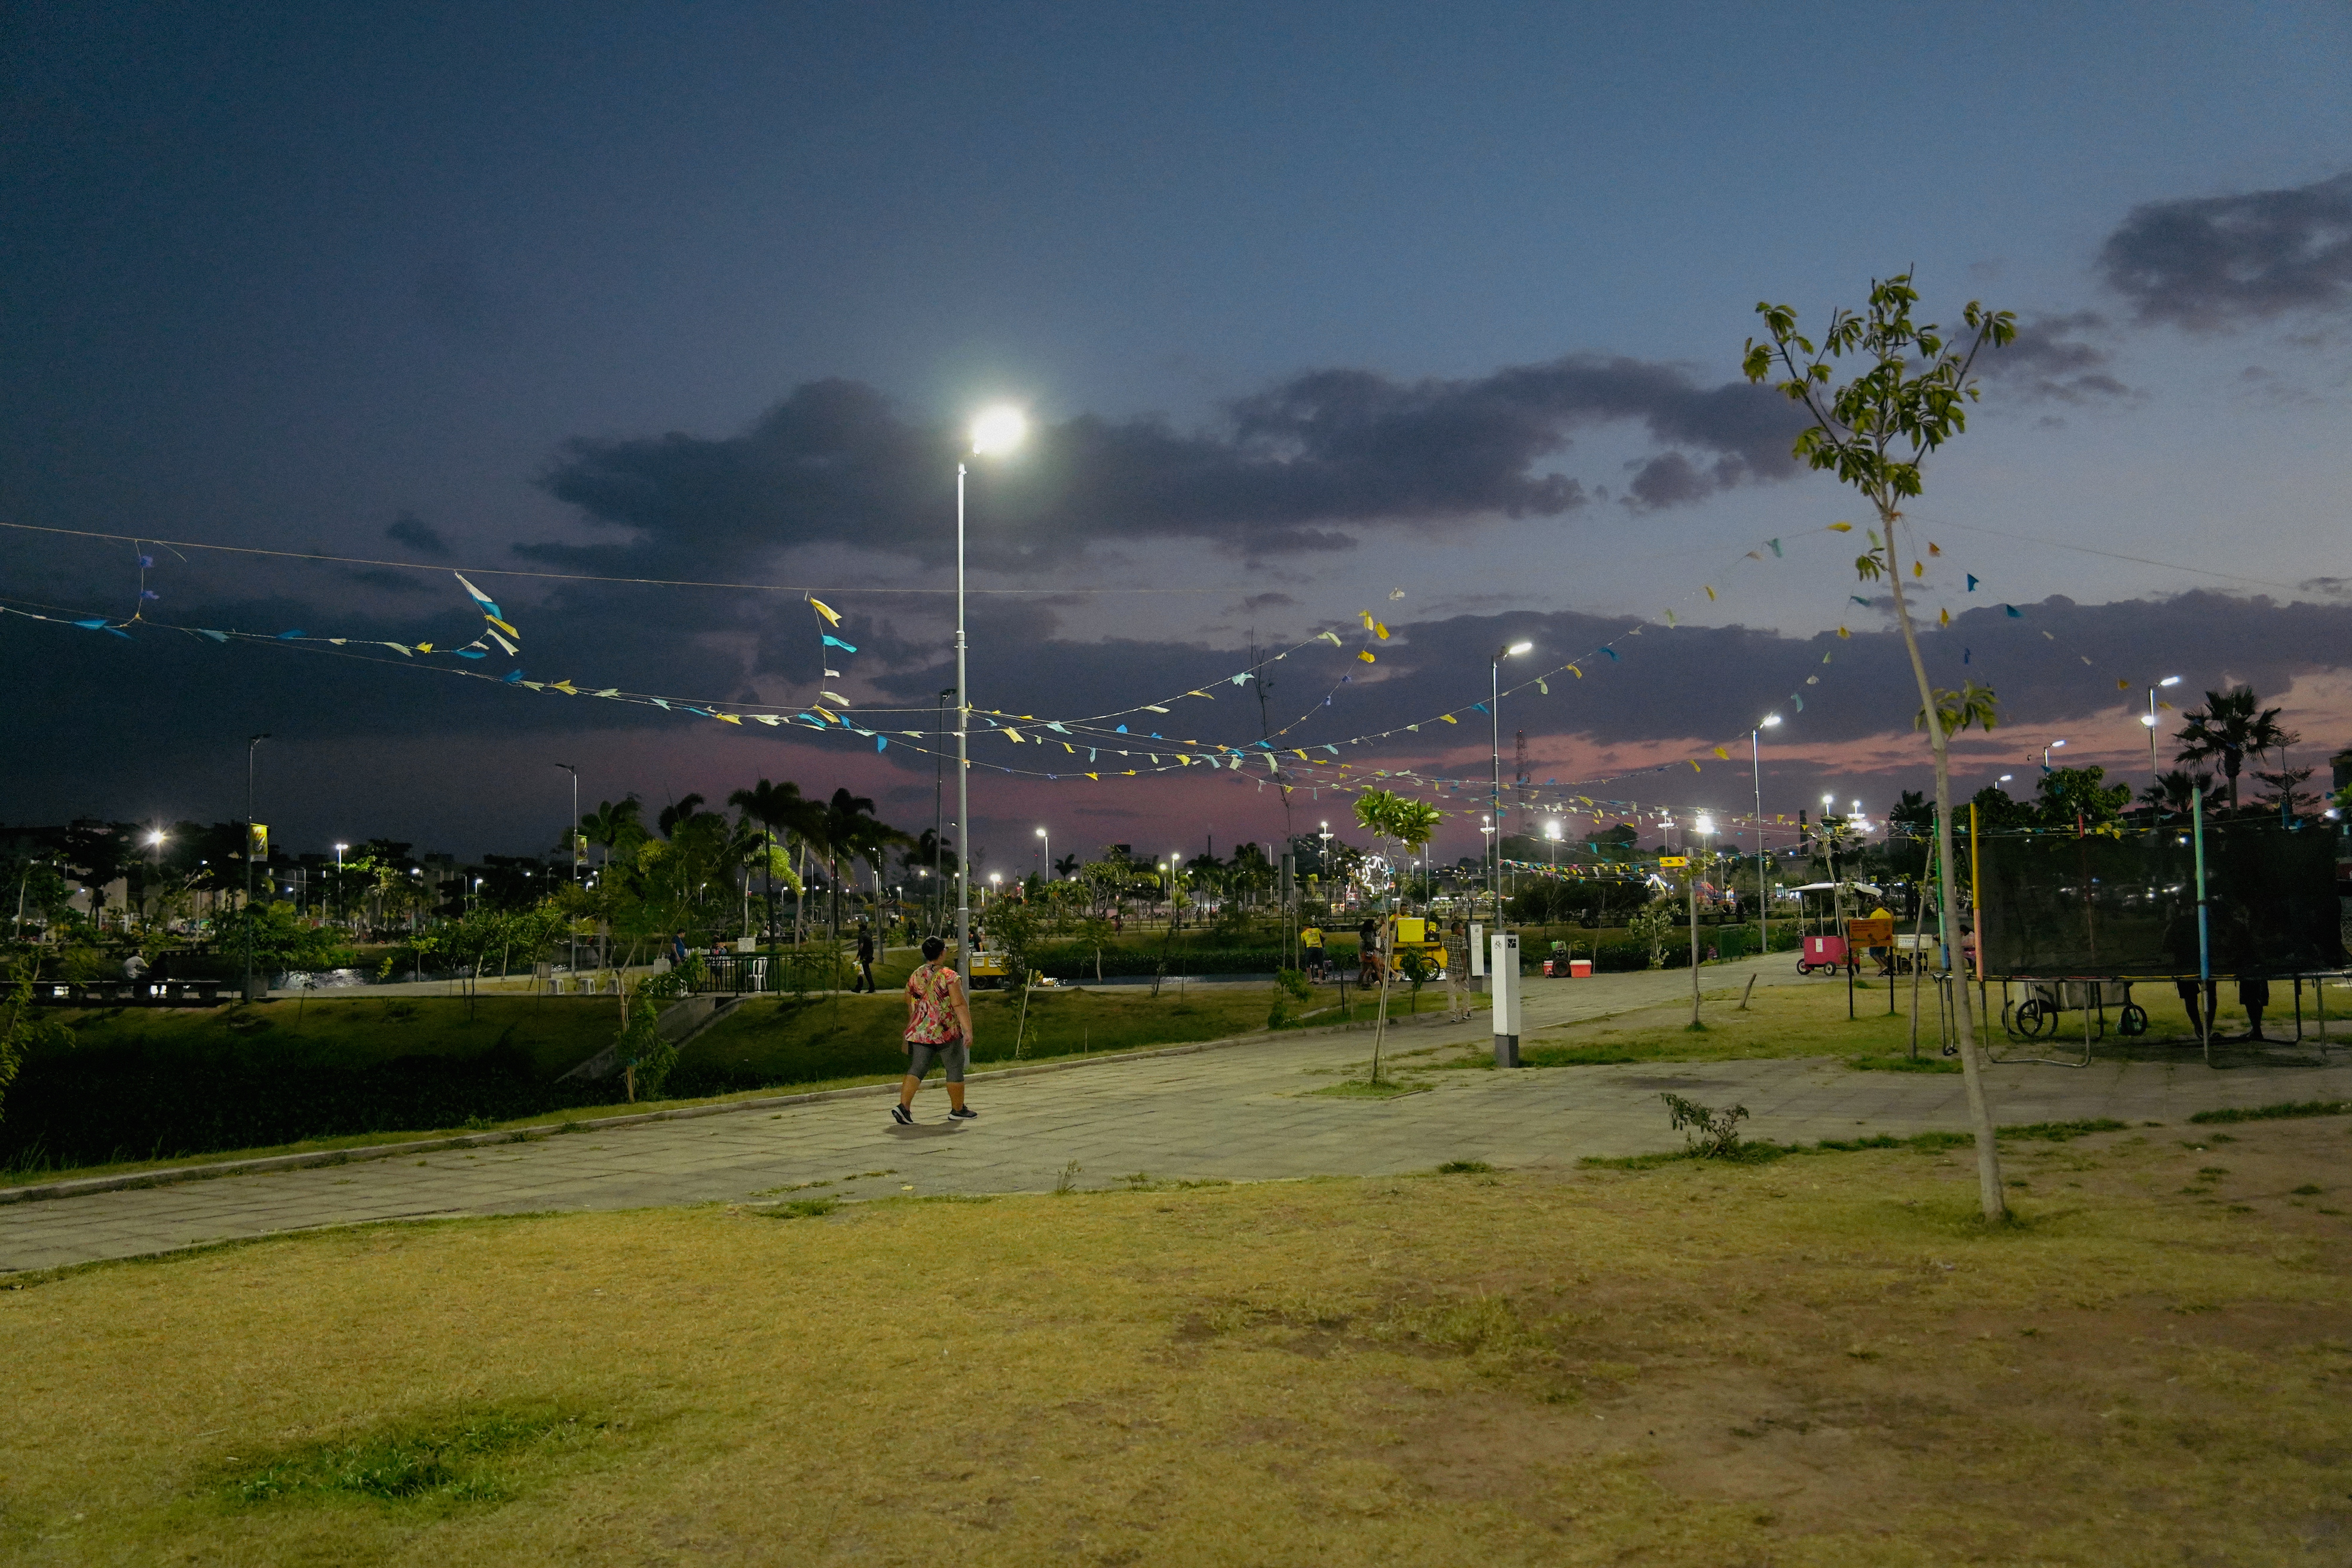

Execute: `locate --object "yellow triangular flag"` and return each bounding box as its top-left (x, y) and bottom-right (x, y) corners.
top-left (1828, 522), bottom-right (1853, 532)
top-left (1440, 713), bottom-right (1457, 724)
top-left (1358, 650), bottom-right (1376, 663)
top-left (1713, 746), bottom-right (1729, 760)
top-left (1940, 607), bottom-right (1951, 627)
top-left (810, 598), bottom-right (841, 626)
top-left (1704, 586), bottom-right (1716, 601)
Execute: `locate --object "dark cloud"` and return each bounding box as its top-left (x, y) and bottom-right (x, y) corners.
top-left (385, 512), bottom-right (451, 556)
top-left (1239, 592), bottom-right (1297, 612)
top-left (1974, 312), bottom-right (2132, 403)
top-left (2099, 170), bottom-right (2352, 329)
top-left (526, 357), bottom-right (1806, 573)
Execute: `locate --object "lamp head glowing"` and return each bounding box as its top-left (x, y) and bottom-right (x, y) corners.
top-left (1760, 714), bottom-right (1782, 728)
top-left (2140, 713), bottom-right (2158, 727)
top-left (1506, 641), bottom-right (1533, 657)
top-left (2051, 739), bottom-right (2066, 749)
top-left (1695, 814), bottom-right (1714, 837)
top-left (969, 405), bottom-right (1027, 456)
top-left (148, 831), bottom-right (166, 846)
top-left (1544, 819), bottom-right (1562, 840)
top-left (1998, 773), bottom-right (2013, 783)
top-left (1034, 826), bottom-right (1046, 837)
top-left (2158, 675), bottom-right (2181, 687)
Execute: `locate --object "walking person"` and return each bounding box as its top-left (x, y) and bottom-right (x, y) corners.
top-left (896, 936), bottom-right (976, 1124)
top-left (1357, 915), bottom-right (1381, 987)
top-left (854, 921), bottom-right (877, 993)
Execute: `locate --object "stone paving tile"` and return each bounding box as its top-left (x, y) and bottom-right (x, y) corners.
top-left (8, 956), bottom-right (2351, 1272)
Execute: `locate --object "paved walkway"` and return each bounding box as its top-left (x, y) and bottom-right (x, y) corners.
top-left (7, 958), bottom-right (2348, 1273)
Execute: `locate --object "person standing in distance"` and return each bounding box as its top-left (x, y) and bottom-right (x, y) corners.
top-left (854, 920), bottom-right (877, 993)
top-left (896, 935), bottom-right (976, 1124)
top-left (1300, 921), bottom-right (1326, 984)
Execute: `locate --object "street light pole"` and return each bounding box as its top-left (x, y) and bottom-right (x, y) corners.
top-left (1035, 825), bottom-right (1049, 887)
top-left (1489, 641), bottom-right (1531, 917)
top-left (2144, 676), bottom-right (2180, 780)
top-left (555, 762), bottom-right (578, 977)
top-left (1753, 715), bottom-right (1780, 958)
top-left (243, 733), bottom-right (269, 1003)
top-left (956, 460), bottom-right (970, 989)
top-left (957, 406), bottom-right (1026, 990)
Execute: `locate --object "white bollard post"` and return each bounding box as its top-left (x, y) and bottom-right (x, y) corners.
top-left (1469, 921), bottom-right (1486, 994)
top-left (1491, 932), bottom-right (1521, 1067)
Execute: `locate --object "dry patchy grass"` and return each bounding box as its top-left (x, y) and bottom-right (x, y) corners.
top-left (4, 1119), bottom-right (2351, 1563)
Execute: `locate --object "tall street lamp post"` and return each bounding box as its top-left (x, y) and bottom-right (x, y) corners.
top-left (555, 762), bottom-right (578, 975)
top-left (1035, 825), bottom-right (1049, 887)
top-left (2042, 737), bottom-right (2066, 773)
top-left (2142, 675), bottom-right (2181, 779)
top-left (243, 733), bottom-right (269, 1003)
top-left (1752, 714), bottom-right (1780, 957)
top-left (957, 405), bottom-right (1027, 990)
top-left (1690, 813), bottom-right (1714, 1026)
top-left (1488, 641), bottom-right (1532, 914)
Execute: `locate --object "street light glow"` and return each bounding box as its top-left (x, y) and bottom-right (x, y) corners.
top-left (2158, 675), bottom-right (2182, 687)
top-left (1505, 640), bottom-right (1532, 657)
top-left (1694, 814), bottom-right (1714, 837)
top-left (969, 405), bottom-right (1027, 455)
top-left (147, 830), bottom-right (166, 846)
top-left (1760, 713), bottom-right (1782, 728)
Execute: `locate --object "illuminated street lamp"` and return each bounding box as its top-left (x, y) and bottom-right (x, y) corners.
top-left (1688, 813), bottom-right (1716, 1025)
top-left (956, 405), bottom-right (1027, 987)
top-left (2143, 675), bottom-right (2181, 778)
top-left (1489, 641), bottom-right (1533, 910)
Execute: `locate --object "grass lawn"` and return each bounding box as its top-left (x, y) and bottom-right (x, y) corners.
top-left (6, 1116), bottom-right (2350, 1563)
top-left (1462, 969), bottom-right (2323, 1076)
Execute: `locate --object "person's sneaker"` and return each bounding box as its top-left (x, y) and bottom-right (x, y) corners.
top-left (890, 1103), bottom-right (913, 1126)
top-left (948, 1106), bottom-right (978, 1121)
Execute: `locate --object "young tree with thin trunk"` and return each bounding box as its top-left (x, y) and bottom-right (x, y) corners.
top-left (1745, 273), bottom-right (2016, 1221)
top-left (1352, 789), bottom-right (1441, 1086)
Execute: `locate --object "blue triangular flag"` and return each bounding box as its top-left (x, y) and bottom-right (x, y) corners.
top-left (1115, 724), bottom-right (1128, 733)
top-left (822, 635), bottom-right (858, 651)
top-left (875, 735), bottom-right (887, 752)
top-left (1963, 648), bottom-right (1971, 664)
top-left (2004, 604), bottom-right (2022, 618)
top-left (1601, 648), bottom-right (1619, 662)
top-left (1966, 574), bottom-right (1979, 591)
top-left (1766, 538), bottom-right (1782, 558)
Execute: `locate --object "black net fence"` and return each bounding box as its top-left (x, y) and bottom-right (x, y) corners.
top-left (1976, 822), bottom-right (2344, 979)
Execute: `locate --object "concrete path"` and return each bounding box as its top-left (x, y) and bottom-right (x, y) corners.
top-left (7, 957), bottom-right (2348, 1273)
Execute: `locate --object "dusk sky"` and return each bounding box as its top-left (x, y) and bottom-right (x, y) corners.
top-left (5, 3), bottom-right (2350, 874)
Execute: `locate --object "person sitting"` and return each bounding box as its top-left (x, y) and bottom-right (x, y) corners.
top-left (2238, 973), bottom-right (2271, 1042)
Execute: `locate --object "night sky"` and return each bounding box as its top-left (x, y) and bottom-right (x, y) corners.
top-left (5, 4), bottom-right (2350, 872)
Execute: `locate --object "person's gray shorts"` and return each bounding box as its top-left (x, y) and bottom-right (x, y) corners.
top-left (905, 1037), bottom-right (968, 1083)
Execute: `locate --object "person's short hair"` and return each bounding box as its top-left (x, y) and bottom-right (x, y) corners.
top-left (921, 936), bottom-right (947, 961)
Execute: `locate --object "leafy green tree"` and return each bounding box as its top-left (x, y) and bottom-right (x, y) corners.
top-left (2175, 685), bottom-right (2297, 811)
top-left (1746, 272), bottom-right (2014, 1220)
top-left (1352, 789), bottom-right (1441, 1084)
top-left (0, 958), bottom-right (75, 1128)
top-left (207, 902), bottom-right (345, 978)
top-left (2032, 765), bottom-right (2132, 832)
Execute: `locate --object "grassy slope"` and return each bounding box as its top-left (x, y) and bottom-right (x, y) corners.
top-left (678, 979), bottom-right (1313, 1085)
top-left (5, 1117), bottom-right (2349, 1563)
top-left (38, 997), bottom-right (624, 1079)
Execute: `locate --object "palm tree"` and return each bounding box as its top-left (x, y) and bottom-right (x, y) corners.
top-left (578, 797), bottom-right (647, 871)
top-left (656, 794), bottom-right (708, 840)
top-left (2142, 768), bottom-right (2219, 820)
top-left (2175, 686), bottom-right (2298, 811)
top-left (728, 779), bottom-right (811, 941)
